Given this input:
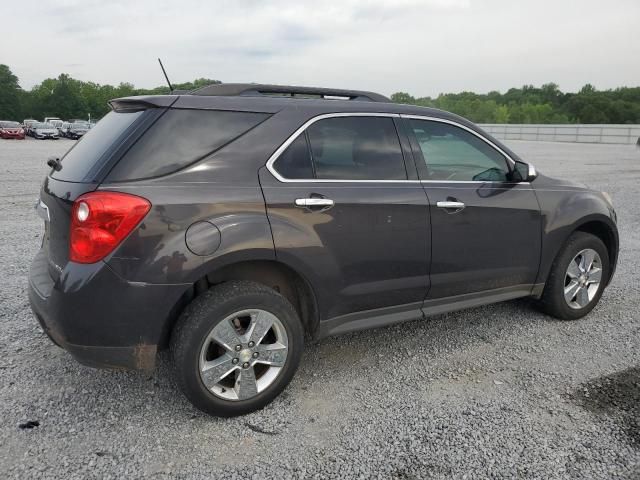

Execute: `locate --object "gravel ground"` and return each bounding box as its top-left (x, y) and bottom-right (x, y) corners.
top-left (0, 138), bottom-right (639, 479)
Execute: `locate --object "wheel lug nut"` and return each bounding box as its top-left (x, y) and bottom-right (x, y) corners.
top-left (242, 362), bottom-right (250, 369)
top-left (252, 352), bottom-right (259, 358)
top-left (248, 341), bottom-right (255, 348)
top-left (232, 358), bottom-right (239, 364)
top-left (235, 345), bottom-right (242, 351)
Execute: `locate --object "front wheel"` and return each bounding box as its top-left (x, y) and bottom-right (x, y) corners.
top-left (170, 281), bottom-right (304, 417)
top-left (538, 231), bottom-right (609, 320)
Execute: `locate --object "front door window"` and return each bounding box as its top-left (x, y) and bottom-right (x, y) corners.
top-left (408, 119), bottom-right (509, 182)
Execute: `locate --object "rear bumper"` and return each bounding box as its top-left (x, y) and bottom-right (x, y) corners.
top-left (28, 249), bottom-right (190, 370)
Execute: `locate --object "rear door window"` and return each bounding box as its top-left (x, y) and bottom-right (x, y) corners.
top-left (107, 109), bottom-right (269, 181)
top-left (306, 116), bottom-right (406, 180)
top-left (52, 110), bottom-right (144, 182)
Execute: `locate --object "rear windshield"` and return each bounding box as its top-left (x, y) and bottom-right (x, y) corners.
top-left (52, 110), bottom-right (144, 182)
top-left (106, 109), bottom-right (269, 181)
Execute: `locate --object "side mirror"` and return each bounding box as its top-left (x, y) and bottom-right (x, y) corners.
top-left (512, 161), bottom-right (538, 182)
top-left (525, 163), bottom-right (538, 182)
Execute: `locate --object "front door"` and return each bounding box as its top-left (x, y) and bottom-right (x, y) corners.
top-left (403, 116), bottom-right (541, 299)
top-left (260, 114), bottom-right (431, 323)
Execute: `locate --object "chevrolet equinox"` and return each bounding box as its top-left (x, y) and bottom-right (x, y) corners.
top-left (29, 84), bottom-right (619, 416)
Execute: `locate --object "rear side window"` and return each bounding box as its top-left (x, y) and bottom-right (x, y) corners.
top-left (107, 109), bottom-right (269, 181)
top-left (272, 134), bottom-right (314, 179)
top-left (52, 110), bottom-right (144, 182)
top-left (307, 117), bottom-right (406, 180)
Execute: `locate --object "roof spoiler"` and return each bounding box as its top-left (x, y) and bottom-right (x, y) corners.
top-left (108, 96), bottom-right (179, 112)
top-left (190, 83), bottom-right (390, 103)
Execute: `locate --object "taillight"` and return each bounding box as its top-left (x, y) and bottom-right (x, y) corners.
top-left (69, 191), bottom-right (151, 263)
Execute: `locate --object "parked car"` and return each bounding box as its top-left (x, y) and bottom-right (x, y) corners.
top-left (31, 122), bottom-right (59, 139)
top-left (61, 122), bottom-right (89, 139)
top-left (57, 122), bottom-right (69, 138)
top-left (29, 83), bottom-right (619, 417)
top-left (0, 121), bottom-right (26, 139)
top-left (44, 117), bottom-right (63, 125)
top-left (23, 119), bottom-right (38, 136)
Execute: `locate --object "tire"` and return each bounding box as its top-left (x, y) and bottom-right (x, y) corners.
top-left (170, 281), bottom-right (304, 417)
top-left (538, 231), bottom-right (609, 320)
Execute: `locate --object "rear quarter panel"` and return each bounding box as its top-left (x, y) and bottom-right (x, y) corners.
top-left (102, 181), bottom-right (275, 285)
top-left (99, 113), bottom-right (297, 284)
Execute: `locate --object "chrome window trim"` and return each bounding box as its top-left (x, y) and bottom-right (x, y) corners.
top-left (420, 180), bottom-right (529, 185)
top-left (422, 180), bottom-right (489, 184)
top-left (400, 114), bottom-right (516, 167)
top-left (266, 112), bottom-right (420, 183)
top-left (265, 111), bottom-right (520, 184)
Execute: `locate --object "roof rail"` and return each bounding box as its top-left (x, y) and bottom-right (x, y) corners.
top-left (189, 83), bottom-right (390, 103)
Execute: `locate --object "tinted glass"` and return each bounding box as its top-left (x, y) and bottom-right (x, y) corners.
top-left (307, 117), bottom-right (406, 180)
top-left (409, 119), bottom-right (509, 182)
top-left (273, 134), bottom-right (314, 179)
top-left (108, 109), bottom-right (269, 181)
top-left (0, 121), bottom-right (20, 128)
top-left (52, 110), bottom-right (143, 182)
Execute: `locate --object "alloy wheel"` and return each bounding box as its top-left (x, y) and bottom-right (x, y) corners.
top-left (199, 309), bottom-right (289, 401)
top-left (564, 248), bottom-right (603, 309)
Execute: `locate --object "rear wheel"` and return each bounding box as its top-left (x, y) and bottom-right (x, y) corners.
top-left (538, 231), bottom-right (609, 320)
top-left (170, 281), bottom-right (304, 416)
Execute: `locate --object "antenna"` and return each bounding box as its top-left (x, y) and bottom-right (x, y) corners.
top-left (157, 58), bottom-right (174, 92)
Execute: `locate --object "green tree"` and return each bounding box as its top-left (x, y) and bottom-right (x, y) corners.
top-left (390, 83), bottom-right (639, 124)
top-left (390, 92), bottom-right (416, 104)
top-left (2, 64), bottom-right (638, 125)
top-left (0, 65), bottom-right (23, 120)
top-left (495, 105), bottom-right (510, 123)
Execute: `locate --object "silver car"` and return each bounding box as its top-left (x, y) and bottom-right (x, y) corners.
top-left (32, 122), bottom-right (59, 140)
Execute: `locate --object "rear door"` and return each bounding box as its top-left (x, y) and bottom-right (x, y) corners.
top-left (403, 116), bottom-right (541, 299)
top-left (260, 113), bottom-right (431, 324)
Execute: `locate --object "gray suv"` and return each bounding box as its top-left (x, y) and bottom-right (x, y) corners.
top-left (29, 84), bottom-right (619, 416)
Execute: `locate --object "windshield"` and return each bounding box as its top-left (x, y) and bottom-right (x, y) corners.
top-left (71, 124), bottom-right (88, 130)
top-left (37, 123), bottom-right (54, 129)
top-left (0, 121), bottom-right (20, 128)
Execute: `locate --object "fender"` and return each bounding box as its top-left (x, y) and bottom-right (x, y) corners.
top-left (533, 178), bottom-right (618, 287)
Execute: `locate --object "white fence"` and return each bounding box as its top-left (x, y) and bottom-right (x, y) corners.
top-left (479, 124), bottom-right (640, 145)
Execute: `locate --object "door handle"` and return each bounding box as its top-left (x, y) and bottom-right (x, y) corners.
top-left (436, 201), bottom-right (465, 210)
top-left (295, 198), bottom-right (335, 208)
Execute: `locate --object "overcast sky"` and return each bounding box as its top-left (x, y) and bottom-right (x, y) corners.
top-left (4, 0), bottom-right (639, 97)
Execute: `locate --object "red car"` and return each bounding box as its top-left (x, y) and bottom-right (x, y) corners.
top-left (0, 121), bottom-right (25, 139)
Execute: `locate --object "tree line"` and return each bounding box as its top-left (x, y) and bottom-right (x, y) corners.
top-left (392, 83), bottom-right (640, 124)
top-left (0, 64), bottom-right (219, 122)
top-left (1, 64), bottom-right (639, 124)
